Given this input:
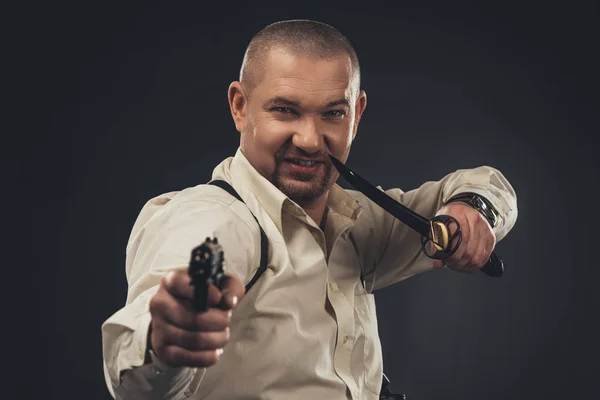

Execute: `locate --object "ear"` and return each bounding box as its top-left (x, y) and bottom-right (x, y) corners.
top-left (228, 81), bottom-right (247, 133)
top-left (352, 89), bottom-right (367, 140)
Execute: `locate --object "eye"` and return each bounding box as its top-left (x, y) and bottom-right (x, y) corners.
top-left (324, 110), bottom-right (346, 118)
top-left (271, 107), bottom-right (295, 114)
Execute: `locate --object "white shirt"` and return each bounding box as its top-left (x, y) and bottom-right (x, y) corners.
top-left (102, 148), bottom-right (518, 399)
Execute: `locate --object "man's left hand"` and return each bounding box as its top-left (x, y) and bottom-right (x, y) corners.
top-left (431, 202), bottom-right (496, 273)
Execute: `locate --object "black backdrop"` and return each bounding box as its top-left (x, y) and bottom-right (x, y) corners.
top-left (9, 1), bottom-right (599, 399)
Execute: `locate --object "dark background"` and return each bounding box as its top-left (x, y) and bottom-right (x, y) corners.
top-left (9, 1), bottom-right (599, 399)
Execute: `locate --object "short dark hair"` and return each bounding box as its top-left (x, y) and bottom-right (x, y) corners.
top-left (239, 19), bottom-right (361, 94)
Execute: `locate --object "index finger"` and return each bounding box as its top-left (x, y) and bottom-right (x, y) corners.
top-left (217, 272), bottom-right (245, 310)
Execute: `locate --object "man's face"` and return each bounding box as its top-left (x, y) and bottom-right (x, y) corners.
top-left (230, 48), bottom-right (366, 205)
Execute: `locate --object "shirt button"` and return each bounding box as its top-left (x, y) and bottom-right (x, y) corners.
top-left (342, 335), bottom-right (349, 344)
top-left (328, 282), bottom-right (335, 291)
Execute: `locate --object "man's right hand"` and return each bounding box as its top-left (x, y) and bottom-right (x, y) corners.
top-left (148, 269), bottom-right (244, 368)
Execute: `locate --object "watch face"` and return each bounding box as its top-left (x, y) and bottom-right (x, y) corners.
top-left (471, 196), bottom-right (497, 228)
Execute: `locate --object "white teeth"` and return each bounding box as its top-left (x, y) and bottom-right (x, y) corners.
top-left (294, 160), bottom-right (317, 166)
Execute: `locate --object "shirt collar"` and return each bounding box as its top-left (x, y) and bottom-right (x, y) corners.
top-left (327, 183), bottom-right (363, 222)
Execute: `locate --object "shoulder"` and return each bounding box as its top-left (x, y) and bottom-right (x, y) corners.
top-left (125, 183), bottom-right (262, 285)
top-left (128, 183), bottom-right (260, 248)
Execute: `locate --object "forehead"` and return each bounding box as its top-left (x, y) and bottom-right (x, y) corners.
top-left (254, 48), bottom-right (355, 101)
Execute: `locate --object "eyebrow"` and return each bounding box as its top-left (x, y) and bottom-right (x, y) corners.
top-left (263, 96), bottom-right (350, 109)
top-left (264, 96), bottom-right (301, 108)
top-left (325, 98), bottom-right (350, 108)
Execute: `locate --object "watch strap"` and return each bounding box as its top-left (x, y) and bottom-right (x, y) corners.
top-left (446, 193), bottom-right (499, 229)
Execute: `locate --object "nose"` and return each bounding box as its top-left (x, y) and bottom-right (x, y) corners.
top-left (291, 119), bottom-right (323, 154)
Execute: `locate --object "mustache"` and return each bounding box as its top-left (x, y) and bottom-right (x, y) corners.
top-left (274, 144), bottom-right (330, 164)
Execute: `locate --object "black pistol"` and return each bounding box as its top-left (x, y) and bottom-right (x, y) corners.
top-left (188, 237), bottom-right (225, 312)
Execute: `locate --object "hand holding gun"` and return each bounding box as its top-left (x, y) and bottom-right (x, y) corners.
top-left (147, 237), bottom-right (245, 368)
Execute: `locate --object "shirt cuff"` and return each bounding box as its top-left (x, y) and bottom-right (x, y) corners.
top-left (115, 310), bottom-right (206, 399)
top-left (441, 167), bottom-right (518, 241)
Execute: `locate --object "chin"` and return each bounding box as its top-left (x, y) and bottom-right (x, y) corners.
top-left (275, 177), bottom-right (328, 204)
top-left (271, 162), bottom-right (334, 204)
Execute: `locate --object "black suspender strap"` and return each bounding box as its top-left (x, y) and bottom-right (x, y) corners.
top-left (208, 180), bottom-right (269, 293)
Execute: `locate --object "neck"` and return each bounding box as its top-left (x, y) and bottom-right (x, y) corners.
top-left (298, 192), bottom-right (329, 229)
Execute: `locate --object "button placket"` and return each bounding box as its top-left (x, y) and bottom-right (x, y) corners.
top-left (327, 275), bottom-right (359, 396)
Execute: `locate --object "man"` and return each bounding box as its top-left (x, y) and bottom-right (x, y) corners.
top-left (102, 19), bottom-right (518, 400)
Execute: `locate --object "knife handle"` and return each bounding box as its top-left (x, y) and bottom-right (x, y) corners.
top-left (480, 251), bottom-right (504, 277)
top-left (423, 215), bottom-right (504, 278)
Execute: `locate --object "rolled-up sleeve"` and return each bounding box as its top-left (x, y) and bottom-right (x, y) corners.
top-left (101, 189), bottom-right (260, 399)
top-left (349, 165), bottom-right (518, 291)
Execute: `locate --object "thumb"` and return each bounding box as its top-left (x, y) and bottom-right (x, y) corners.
top-left (218, 272), bottom-right (245, 310)
top-left (432, 259), bottom-right (445, 269)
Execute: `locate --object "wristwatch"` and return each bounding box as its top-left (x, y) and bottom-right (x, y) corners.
top-left (445, 193), bottom-right (499, 229)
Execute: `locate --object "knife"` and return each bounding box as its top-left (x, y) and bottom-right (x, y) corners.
top-left (329, 155), bottom-right (504, 278)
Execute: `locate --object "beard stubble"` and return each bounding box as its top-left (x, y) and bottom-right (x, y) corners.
top-left (270, 143), bottom-right (333, 205)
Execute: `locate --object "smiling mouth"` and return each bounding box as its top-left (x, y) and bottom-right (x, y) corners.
top-left (281, 159), bottom-right (326, 178)
top-left (286, 159), bottom-right (322, 166)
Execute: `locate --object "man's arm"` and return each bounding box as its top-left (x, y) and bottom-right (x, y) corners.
top-left (348, 165), bottom-right (518, 291)
top-left (101, 189), bottom-right (260, 399)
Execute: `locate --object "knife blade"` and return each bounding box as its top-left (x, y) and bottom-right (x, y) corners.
top-left (329, 154), bottom-right (504, 278)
